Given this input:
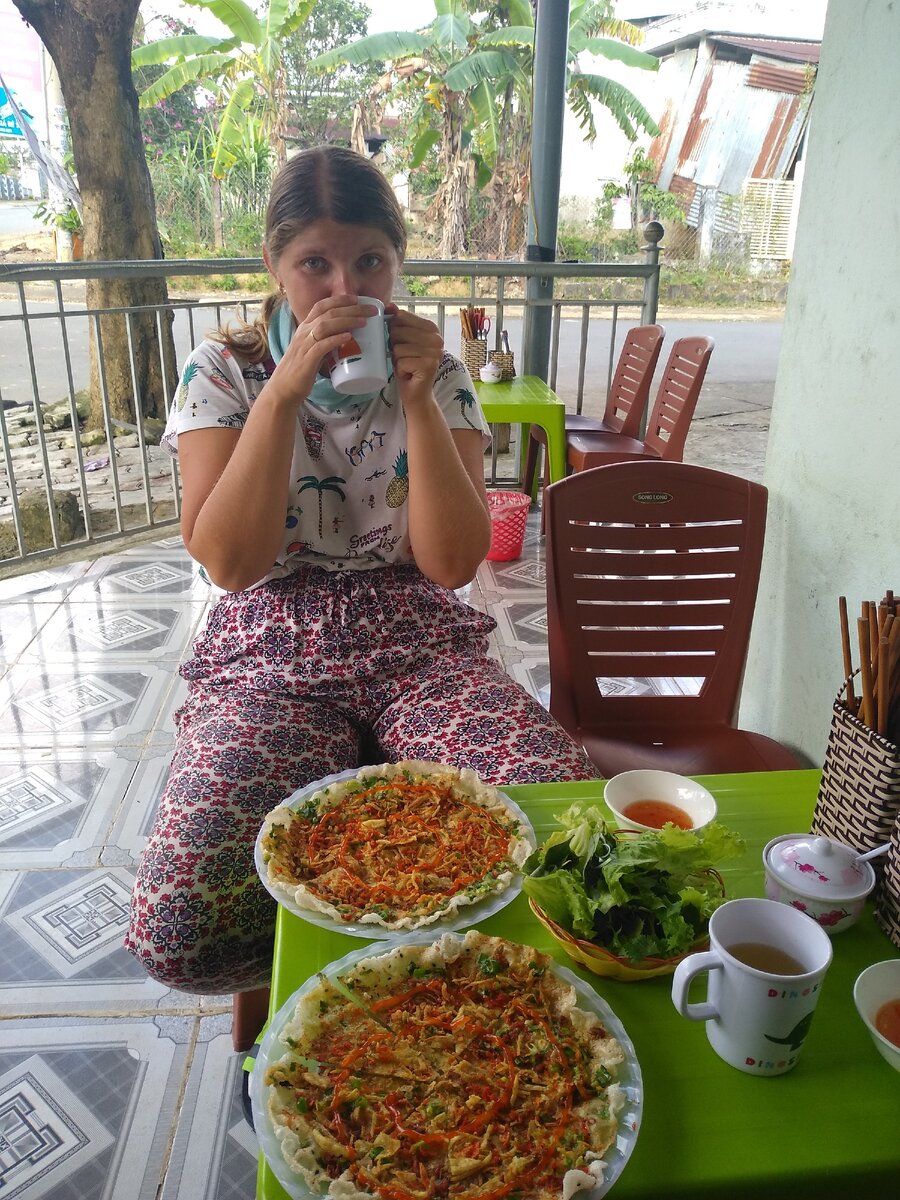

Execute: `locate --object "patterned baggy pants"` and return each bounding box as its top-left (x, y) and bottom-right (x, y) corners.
top-left (125, 564), bottom-right (595, 993)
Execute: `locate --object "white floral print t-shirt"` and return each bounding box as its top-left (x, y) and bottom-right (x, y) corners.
top-left (162, 340), bottom-right (491, 589)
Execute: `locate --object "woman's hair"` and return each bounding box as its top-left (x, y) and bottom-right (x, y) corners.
top-left (213, 146), bottom-right (407, 360)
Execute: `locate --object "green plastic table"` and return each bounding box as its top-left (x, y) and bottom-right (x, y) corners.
top-left (254, 770), bottom-right (900, 1199)
top-left (474, 375), bottom-right (566, 494)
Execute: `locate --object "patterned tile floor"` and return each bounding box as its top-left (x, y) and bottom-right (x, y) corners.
top-left (0, 518), bottom-right (553, 1200)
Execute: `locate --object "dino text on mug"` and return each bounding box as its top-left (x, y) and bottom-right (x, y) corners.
top-left (670, 897), bottom-right (834, 1075)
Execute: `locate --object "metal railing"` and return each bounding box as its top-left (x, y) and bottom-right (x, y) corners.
top-left (0, 243), bottom-right (661, 574)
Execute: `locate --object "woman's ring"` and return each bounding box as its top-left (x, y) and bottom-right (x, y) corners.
top-left (311, 327), bottom-right (320, 343)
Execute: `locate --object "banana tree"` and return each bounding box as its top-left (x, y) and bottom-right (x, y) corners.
top-left (132, 0), bottom-right (315, 178)
top-left (445, 0), bottom-right (661, 256)
top-left (311, 0), bottom-right (495, 258)
top-left (311, 0), bottom-right (660, 259)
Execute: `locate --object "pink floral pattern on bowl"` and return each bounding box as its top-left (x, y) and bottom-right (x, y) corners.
top-left (789, 899), bottom-right (852, 928)
top-left (790, 858), bottom-right (830, 883)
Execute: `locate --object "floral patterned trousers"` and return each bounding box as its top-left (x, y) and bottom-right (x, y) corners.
top-left (125, 564), bottom-right (595, 994)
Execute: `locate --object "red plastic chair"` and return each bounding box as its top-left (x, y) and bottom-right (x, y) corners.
top-left (523, 324), bottom-right (665, 498)
top-left (566, 335), bottom-right (714, 473)
top-left (544, 459), bottom-right (802, 776)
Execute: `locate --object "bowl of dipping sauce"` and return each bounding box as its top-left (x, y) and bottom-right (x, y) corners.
top-left (603, 769), bottom-right (717, 833)
top-left (853, 959), bottom-right (900, 1071)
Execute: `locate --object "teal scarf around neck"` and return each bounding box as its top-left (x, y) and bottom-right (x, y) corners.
top-left (267, 300), bottom-right (380, 413)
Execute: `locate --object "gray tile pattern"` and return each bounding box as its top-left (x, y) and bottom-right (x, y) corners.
top-left (0, 525), bottom-right (548, 1196)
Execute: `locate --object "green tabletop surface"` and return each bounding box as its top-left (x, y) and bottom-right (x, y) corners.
top-left (255, 770), bottom-right (900, 1199)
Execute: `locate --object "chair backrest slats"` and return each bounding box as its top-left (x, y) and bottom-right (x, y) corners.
top-left (603, 323), bottom-right (665, 437)
top-left (643, 335), bottom-right (714, 459)
top-left (545, 460), bottom-right (767, 735)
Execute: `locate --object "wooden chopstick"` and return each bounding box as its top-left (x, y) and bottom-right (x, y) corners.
top-left (839, 596), bottom-right (856, 709)
top-left (868, 601), bottom-right (879, 680)
top-left (858, 616), bottom-right (875, 729)
top-left (878, 634), bottom-right (889, 736)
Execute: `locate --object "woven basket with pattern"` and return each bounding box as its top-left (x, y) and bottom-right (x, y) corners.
top-left (460, 337), bottom-right (487, 377)
top-left (811, 696), bottom-right (900, 865)
top-left (489, 350), bottom-right (516, 381)
top-left (874, 815), bottom-right (900, 949)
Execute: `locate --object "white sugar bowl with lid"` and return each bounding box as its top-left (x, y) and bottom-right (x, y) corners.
top-left (762, 833), bottom-right (877, 935)
top-left (479, 361), bottom-right (502, 384)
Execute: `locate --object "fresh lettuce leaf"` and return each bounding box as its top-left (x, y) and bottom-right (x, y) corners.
top-left (523, 803), bottom-right (745, 961)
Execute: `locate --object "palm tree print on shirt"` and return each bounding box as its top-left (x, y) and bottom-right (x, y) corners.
top-left (456, 387), bottom-right (479, 429)
top-left (298, 475), bottom-right (347, 539)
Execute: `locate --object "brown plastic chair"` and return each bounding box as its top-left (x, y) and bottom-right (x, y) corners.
top-left (565, 335), bottom-right (714, 473)
top-left (544, 459), bottom-right (802, 776)
top-left (523, 323), bottom-right (665, 498)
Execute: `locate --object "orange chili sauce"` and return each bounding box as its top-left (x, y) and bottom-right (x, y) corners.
top-left (622, 799), bottom-right (694, 829)
top-left (874, 998), bottom-right (900, 1048)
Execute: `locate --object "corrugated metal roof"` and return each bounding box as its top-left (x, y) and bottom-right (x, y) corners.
top-left (648, 41), bottom-right (812, 208)
top-left (711, 36), bottom-right (821, 64)
top-left (747, 61), bottom-right (809, 94)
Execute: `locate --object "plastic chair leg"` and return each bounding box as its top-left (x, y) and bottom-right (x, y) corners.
top-left (523, 429), bottom-right (541, 500)
top-left (232, 985), bottom-right (270, 1052)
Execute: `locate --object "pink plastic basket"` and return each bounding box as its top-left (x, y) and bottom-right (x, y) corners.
top-left (486, 491), bottom-right (531, 561)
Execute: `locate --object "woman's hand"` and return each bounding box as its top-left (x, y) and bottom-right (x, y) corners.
top-left (266, 294), bottom-right (378, 405)
top-left (385, 305), bottom-right (444, 408)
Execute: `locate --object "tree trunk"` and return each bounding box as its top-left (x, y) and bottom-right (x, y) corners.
top-left (429, 93), bottom-right (468, 259)
top-left (13, 0), bottom-right (177, 429)
top-left (212, 176), bottom-right (224, 250)
top-left (272, 64), bottom-right (288, 167)
top-left (488, 104), bottom-right (530, 259)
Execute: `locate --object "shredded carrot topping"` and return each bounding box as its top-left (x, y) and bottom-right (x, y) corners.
top-left (270, 775), bottom-right (522, 923)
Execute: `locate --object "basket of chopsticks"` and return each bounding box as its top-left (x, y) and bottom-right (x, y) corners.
top-left (812, 591), bottom-right (900, 945)
top-left (460, 305), bottom-right (489, 376)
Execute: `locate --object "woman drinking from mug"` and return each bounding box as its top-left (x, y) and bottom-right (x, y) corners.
top-left (125, 146), bottom-right (595, 997)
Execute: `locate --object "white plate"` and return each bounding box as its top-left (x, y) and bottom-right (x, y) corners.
top-left (250, 934), bottom-right (643, 1200)
top-left (254, 766), bottom-right (537, 939)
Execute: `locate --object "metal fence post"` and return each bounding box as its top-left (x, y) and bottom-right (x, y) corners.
top-left (641, 220), bottom-right (664, 326)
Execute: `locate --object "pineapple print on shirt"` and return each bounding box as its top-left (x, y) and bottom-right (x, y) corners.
top-left (385, 450), bottom-right (409, 508)
top-left (177, 360), bottom-right (199, 410)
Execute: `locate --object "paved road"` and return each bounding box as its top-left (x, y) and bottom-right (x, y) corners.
top-left (0, 201), bottom-right (42, 237)
top-left (0, 297), bottom-right (782, 482)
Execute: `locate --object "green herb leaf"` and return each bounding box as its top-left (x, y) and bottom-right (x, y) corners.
top-left (523, 806), bottom-right (744, 961)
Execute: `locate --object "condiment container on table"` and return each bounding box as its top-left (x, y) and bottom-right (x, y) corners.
top-left (762, 832), bottom-right (876, 933)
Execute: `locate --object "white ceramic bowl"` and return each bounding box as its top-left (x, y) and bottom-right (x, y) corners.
top-left (479, 365), bottom-right (502, 383)
top-left (603, 769), bottom-right (717, 833)
top-left (762, 833), bottom-right (876, 935)
top-left (853, 959), bottom-right (900, 1071)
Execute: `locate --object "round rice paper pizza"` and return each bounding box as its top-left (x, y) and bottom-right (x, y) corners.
top-left (260, 762), bottom-right (534, 932)
top-left (264, 931), bottom-right (628, 1200)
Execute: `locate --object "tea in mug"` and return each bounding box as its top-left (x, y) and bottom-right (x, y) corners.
top-left (727, 942), bottom-right (806, 975)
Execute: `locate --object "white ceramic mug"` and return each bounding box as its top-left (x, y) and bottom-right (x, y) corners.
top-left (327, 296), bottom-right (389, 395)
top-left (671, 896), bottom-right (833, 1075)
